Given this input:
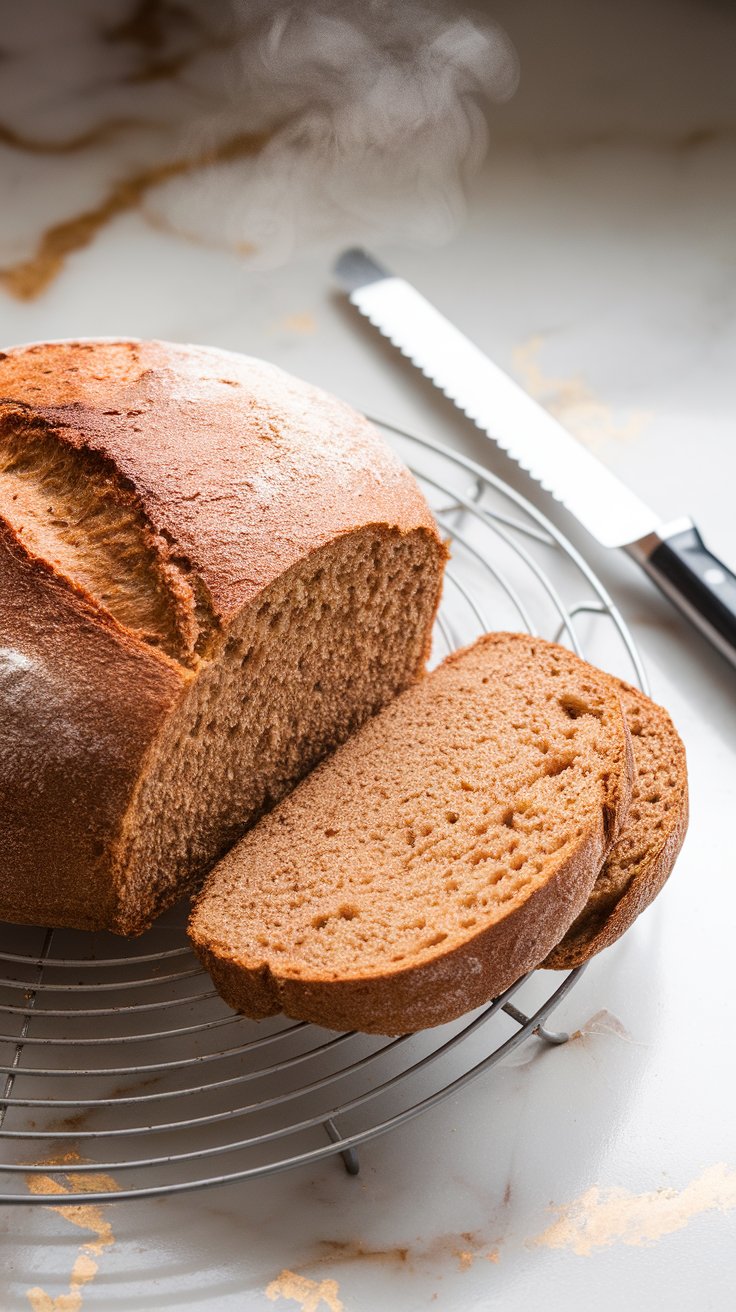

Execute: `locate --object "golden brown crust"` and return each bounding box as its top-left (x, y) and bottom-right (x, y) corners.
top-left (0, 339), bottom-right (443, 933)
top-left (544, 679), bottom-right (688, 970)
top-left (0, 339), bottom-right (439, 625)
top-left (0, 519), bottom-right (184, 931)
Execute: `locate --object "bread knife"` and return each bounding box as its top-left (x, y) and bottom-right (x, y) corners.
top-left (334, 248), bottom-right (736, 670)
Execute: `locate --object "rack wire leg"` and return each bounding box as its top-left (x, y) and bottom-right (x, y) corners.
top-left (502, 1003), bottom-right (569, 1046)
top-left (323, 1118), bottom-right (360, 1176)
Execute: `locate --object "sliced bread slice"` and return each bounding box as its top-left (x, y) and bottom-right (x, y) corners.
top-left (189, 633), bottom-right (633, 1034)
top-left (544, 679), bottom-right (688, 970)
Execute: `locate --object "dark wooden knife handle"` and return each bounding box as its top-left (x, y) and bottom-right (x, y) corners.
top-left (629, 521), bottom-right (736, 669)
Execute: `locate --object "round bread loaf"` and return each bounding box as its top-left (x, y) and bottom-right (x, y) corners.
top-left (0, 339), bottom-right (445, 934)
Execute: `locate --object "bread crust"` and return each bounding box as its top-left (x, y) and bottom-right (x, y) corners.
top-left (190, 633), bottom-right (634, 1033)
top-left (0, 339), bottom-right (439, 625)
top-left (193, 822), bottom-right (612, 1034)
top-left (544, 679), bottom-right (688, 970)
top-left (0, 339), bottom-right (444, 933)
top-left (0, 519), bottom-right (185, 930)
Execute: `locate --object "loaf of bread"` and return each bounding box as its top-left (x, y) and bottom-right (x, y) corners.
top-left (0, 339), bottom-right (446, 934)
top-left (189, 633), bottom-right (634, 1034)
top-left (544, 679), bottom-right (688, 969)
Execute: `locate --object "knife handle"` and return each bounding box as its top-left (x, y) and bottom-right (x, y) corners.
top-left (628, 519), bottom-right (736, 669)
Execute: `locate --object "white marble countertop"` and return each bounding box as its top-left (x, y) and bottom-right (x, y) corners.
top-left (1, 1), bottom-right (734, 1308)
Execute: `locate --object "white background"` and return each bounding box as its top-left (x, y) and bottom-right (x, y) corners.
top-left (1, 1), bottom-right (734, 1308)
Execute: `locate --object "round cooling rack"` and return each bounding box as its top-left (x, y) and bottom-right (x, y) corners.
top-left (0, 422), bottom-right (647, 1205)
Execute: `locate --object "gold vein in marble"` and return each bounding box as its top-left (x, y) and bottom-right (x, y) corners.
top-left (279, 313), bottom-right (318, 336)
top-left (24, 1154), bottom-right (118, 1312)
top-left (266, 1269), bottom-right (344, 1312)
top-left (0, 129), bottom-right (272, 301)
top-left (106, 0), bottom-right (189, 50)
top-left (313, 1228), bottom-right (500, 1274)
top-left (105, 0), bottom-right (227, 85)
top-left (568, 1008), bottom-right (637, 1043)
top-left (534, 1163), bottom-right (736, 1256)
top-left (513, 335), bottom-right (651, 448)
top-left (0, 120), bottom-right (144, 155)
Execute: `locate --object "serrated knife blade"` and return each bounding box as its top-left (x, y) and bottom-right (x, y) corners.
top-left (334, 248), bottom-right (736, 669)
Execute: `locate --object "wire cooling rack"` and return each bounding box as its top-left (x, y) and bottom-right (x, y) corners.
top-left (0, 422), bottom-right (647, 1205)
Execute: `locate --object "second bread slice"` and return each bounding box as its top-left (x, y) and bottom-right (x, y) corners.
top-left (544, 679), bottom-right (688, 969)
top-left (190, 633), bottom-right (633, 1034)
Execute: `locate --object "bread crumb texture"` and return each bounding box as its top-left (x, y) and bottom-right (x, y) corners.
top-left (118, 526), bottom-right (442, 929)
top-left (191, 633), bottom-right (632, 1032)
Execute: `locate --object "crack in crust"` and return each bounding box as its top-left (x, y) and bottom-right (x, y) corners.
top-left (0, 406), bottom-right (217, 667)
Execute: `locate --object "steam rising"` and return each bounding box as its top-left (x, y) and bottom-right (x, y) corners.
top-left (148, 1), bottom-right (519, 264)
top-left (0, 0), bottom-right (518, 271)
